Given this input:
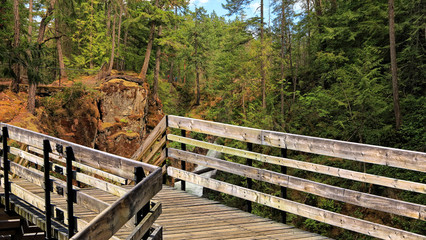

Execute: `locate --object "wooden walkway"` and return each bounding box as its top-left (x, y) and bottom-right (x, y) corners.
top-left (1, 178), bottom-right (330, 240)
top-left (153, 186), bottom-right (330, 240)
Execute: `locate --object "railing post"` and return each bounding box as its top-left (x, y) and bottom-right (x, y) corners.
top-left (2, 127), bottom-right (10, 213)
top-left (180, 129), bottom-right (186, 191)
top-left (281, 148), bottom-right (287, 224)
top-left (65, 146), bottom-right (76, 238)
top-left (134, 166), bottom-right (150, 239)
top-left (43, 139), bottom-right (52, 240)
top-left (246, 142), bottom-right (253, 213)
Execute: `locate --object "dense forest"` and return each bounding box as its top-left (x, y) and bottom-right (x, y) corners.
top-left (0, 0), bottom-right (424, 238)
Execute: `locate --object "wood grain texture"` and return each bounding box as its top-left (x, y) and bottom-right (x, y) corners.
top-left (70, 168), bottom-right (162, 240)
top-left (167, 167), bottom-right (425, 240)
top-left (168, 134), bottom-right (425, 194)
top-left (126, 202), bottom-right (162, 240)
top-left (28, 146), bottom-right (127, 185)
top-left (131, 116), bottom-right (167, 161)
top-left (167, 115), bottom-right (426, 172)
top-left (0, 123), bottom-right (158, 179)
top-left (169, 148), bottom-right (426, 220)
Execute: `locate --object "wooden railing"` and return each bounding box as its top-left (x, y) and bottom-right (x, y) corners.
top-left (166, 115), bottom-right (426, 240)
top-left (0, 123), bottom-right (163, 240)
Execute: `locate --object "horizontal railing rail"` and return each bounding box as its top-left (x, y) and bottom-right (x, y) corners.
top-left (166, 115), bottom-right (426, 240)
top-left (0, 122), bottom-right (163, 240)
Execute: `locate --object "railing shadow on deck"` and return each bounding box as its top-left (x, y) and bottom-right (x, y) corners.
top-left (0, 123), bottom-right (163, 240)
top-left (164, 115), bottom-right (426, 240)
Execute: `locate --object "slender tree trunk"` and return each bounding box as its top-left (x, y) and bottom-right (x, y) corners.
top-left (115, 1), bottom-right (123, 70)
top-left (90, 0), bottom-right (94, 69)
top-left (306, 0), bottom-right (310, 51)
top-left (10, 0), bottom-right (20, 93)
top-left (153, 25), bottom-right (162, 100)
top-left (280, 1), bottom-right (286, 121)
top-left (121, 28), bottom-right (128, 70)
top-left (195, 31), bottom-right (200, 105)
top-left (106, 1), bottom-right (111, 36)
top-left (138, 0), bottom-right (160, 81)
top-left (168, 62), bottom-right (174, 83)
top-left (261, 0), bottom-right (266, 109)
top-left (388, 0), bottom-right (401, 130)
top-left (55, 14), bottom-right (67, 84)
top-left (28, 0), bottom-right (56, 114)
top-left (107, 9), bottom-right (116, 75)
top-left (28, 0), bottom-right (33, 42)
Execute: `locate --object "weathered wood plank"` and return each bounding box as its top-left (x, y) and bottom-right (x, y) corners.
top-left (0, 123), bottom-right (158, 179)
top-left (27, 146), bottom-right (127, 185)
top-left (131, 116), bottom-right (167, 161)
top-left (144, 136), bottom-right (166, 163)
top-left (70, 168), bottom-right (162, 240)
top-left (168, 134), bottom-right (426, 193)
top-left (1, 160), bottom-right (110, 215)
top-left (167, 167), bottom-right (425, 240)
top-left (167, 115), bottom-right (426, 172)
top-left (74, 173), bottom-right (128, 197)
top-left (126, 202), bottom-right (162, 240)
top-left (169, 148), bottom-right (426, 220)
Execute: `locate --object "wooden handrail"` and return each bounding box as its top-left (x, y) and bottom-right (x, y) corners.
top-left (166, 115), bottom-right (426, 240)
top-left (70, 167), bottom-right (162, 240)
top-left (168, 134), bottom-right (426, 194)
top-left (0, 123), bottom-right (158, 179)
top-left (168, 167), bottom-right (424, 240)
top-left (1, 122), bottom-right (163, 240)
top-left (168, 115), bottom-right (426, 172)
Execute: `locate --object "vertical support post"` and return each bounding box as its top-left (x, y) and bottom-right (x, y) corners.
top-left (280, 148), bottom-right (287, 224)
top-left (180, 129), bottom-right (186, 191)
top-left (65, 146), bottom-right (75, 238)
top-left (246, 142), bottom-right (253, 213)
top-left (2, 127), bottom-right (10, 213)
top-left (134, 166), bottom-right (150, 239)
top-left (43, 140), bottom-right (52, 240)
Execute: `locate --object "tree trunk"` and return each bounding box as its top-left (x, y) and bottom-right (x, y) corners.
top-left (28, 0), bottom-right (33, 42)
top-left (90, 0), bottom-right (94, 69)
top-left (168, 62), bottom-right (174, 83)
top-left (153, 25), bottom-right (162, 100)
top-left (388, 0), bottom-right (401, 130)
top-left (260, 0), bottom-right (266, 109)
top-left (28, 0), bottom-right (56, 114)
top-left (106, 0), bottom-right (111, 36)
top-left (138, 0), bottom-right (160, 81)
top-left (10, 0), bottom-right (20, 93)
top-left (55, 15), bottom-right (67, 84)
top-left (195, 31), bottom-right (200, 105)
top-left (121, 28), bottom-right (128, 70)
top-left (115, 1), bottom-right (123, 70)
top-left (280, 1), bottom-right (286, 121)
top-left (107, 9), bottom-right (116, 75)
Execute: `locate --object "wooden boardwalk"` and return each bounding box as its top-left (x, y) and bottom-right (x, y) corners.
top-left (153, 186), bottom-right (330, 240)
top-left (1, 178), bottom-right (330, 240)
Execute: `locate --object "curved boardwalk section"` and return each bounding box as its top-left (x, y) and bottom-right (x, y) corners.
top-left (153, 186), bottom-right (330, 240)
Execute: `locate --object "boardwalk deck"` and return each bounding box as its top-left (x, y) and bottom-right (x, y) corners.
top-left (1, 178), bottom-right (330, 240)
top-left (153, 186), bottom-right (330, 240)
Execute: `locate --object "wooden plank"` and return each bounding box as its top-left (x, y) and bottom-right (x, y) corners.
top-left (75, 173), bottom-right (128, 197)
top-left (144, 136), bottom-right (166, 163)
top-left (2, 161), bottom-right (110, 215)
top-left (167, 115), bottom-right (426, 172)
top-left (126, 202), bottom-right (162, 240)
top-left (70, 168), bottom-right (163, 240)
top-left (147, 224), bottom-right (162, 240)
top-left (0, 123), bottom-right (159, 179)
top-left (28, 146), bottom-right (127, 185)
top-left (0, 219), bottom-right (20, 230)
top-left (168, 134), bottom-right (426, 194)
top-left (132, 116), bottom-right (167, 161)
top-left (167, 167), bottom-right (425, 240)
top-left (169, 148), bottom-right (426, 220)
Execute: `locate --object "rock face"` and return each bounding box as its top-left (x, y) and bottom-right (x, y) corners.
top-left (95, 79), bottom-right (150, 158)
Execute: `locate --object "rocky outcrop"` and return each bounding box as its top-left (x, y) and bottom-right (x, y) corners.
top-left (95, 79), bottom-right (150, 158)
